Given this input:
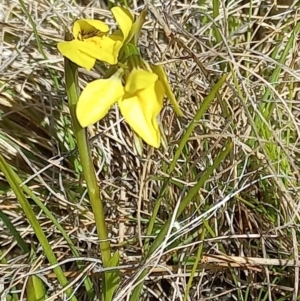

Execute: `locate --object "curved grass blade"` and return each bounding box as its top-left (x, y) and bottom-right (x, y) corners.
top-left (130, 141), bottom-right (232, 300)
top-left (145, 74), bottom-right (227, 251)
top-left (20, 179), bottom-right (95, 299)
top-left (183, 227), bottom-right (207, 301)
top-left (0, 209), bottom-right (29, 253)
top-left (169, 74), bottom-right (227, 173)
top-left (0, 154), bottom-right (77, 301)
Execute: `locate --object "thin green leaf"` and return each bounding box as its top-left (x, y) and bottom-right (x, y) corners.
top-left (169, 74), bottom-right (227, 173)
top-left (144, 74), bottom-right (227, 251)
top-left (0, 209), bottom-right (29, 253)
top-left (131, 141), bottom-right (232, 301)
top-left (103, 251), bottom-right (120, 301)
top-left (183, 227), bottom-right (206, 301)
top-left (20, 181), bottom-right (95, 298)
top-left (26, 275), bottom-right (46, 301)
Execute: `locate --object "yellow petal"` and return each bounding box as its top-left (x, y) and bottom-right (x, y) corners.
top-left (72, 36), bottom-right (119, 65)
top-left (111, 7), bottom-right (133, 42)
top-left (151, 64), bottom-right (183, 116)
top-left (95, 35), bottom-right (123, 64)
top-left (119, 95), bottom-right (160, 147)
top-left (138, 84), bottom-right (163, 120)
top-left (119, 84), bottom-right (163, 148)
top-left (72, 21), bottom-right (81, 39)
top-left (57, 40), bottom-right (96, 70)
top-left (125, 69), bottom-right (158, 94)
top-left (77, 77), bottom-right (125, 127)
top-left (73, 19), bottom-right (109, 39)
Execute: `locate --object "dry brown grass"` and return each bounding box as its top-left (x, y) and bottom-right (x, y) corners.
top-left (0, 0), bottom-right (300, 300)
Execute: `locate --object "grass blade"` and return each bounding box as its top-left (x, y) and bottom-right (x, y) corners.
top-left (0, 209), bottom-right (29, 253)
top-left (0, 154), bottom-right (77, 301)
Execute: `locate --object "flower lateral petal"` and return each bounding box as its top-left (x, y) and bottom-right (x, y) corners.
top-left (76, 78), bottom-right (125, 127)
top-left (57, 40), bottom-right (96, 70)
top-left (72, 21), bottom-right (81, 39)
top-left (154, 80), bottom-right (165, 110)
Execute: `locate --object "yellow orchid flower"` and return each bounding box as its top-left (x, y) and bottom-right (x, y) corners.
top-left (76, 68), bottom-right (164, 148)
top-left (57, 7), bottom-right (133, 70)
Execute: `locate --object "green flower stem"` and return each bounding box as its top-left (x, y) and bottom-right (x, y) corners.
top-left (64, 56), bottom-right (111, 267)
top-left (0, 154), bottom-right (77, 301)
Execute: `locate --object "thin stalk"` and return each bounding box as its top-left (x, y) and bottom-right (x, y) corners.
top-left (64, 56), bottom-right (111, 267)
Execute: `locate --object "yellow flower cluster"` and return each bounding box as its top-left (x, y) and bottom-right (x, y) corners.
top-left (58, 7), bottom-right (182, 148)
